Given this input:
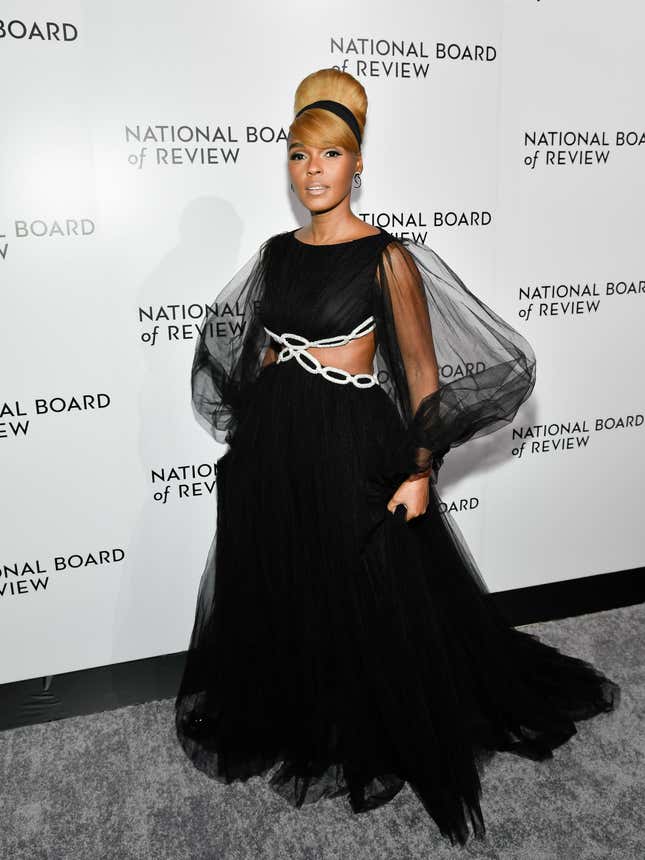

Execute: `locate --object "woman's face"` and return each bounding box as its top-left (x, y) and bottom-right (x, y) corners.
top-left (287, 137), bottom-right (362, 213)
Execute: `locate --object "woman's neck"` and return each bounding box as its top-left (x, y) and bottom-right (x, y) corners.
top-left (299, 213), bottom-right (378, 245)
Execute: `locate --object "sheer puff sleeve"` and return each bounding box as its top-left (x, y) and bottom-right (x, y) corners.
top-left (373, 238), bottom-right (537, 484)
top-left (191, 238), bottom-right (273, 445)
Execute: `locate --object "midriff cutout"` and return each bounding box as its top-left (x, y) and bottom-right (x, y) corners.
top-left (304, 331), bottom-right (376, 375)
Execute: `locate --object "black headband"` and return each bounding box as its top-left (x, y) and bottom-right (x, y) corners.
top-left (294, 99), bottom-right (362, 147)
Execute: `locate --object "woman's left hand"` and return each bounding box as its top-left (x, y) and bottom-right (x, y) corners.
top-left (386, 475), bottom-right (430, 522)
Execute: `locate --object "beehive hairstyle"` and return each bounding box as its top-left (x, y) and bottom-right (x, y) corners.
top-left (289, 68), bottom-right (367, 155)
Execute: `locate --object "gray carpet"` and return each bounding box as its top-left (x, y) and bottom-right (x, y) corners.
top-left (1, 603), bottom-right (643, 860)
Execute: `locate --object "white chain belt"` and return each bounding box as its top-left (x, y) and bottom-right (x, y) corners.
top-left (263, 315), bottom-right (379, 388)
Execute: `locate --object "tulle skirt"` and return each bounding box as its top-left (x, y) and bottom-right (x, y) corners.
top-left (175, 359), bottom-right (620, 846)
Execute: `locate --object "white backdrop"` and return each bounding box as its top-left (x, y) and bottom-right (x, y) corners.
top-left (1, 0), bottom-right (643, 684)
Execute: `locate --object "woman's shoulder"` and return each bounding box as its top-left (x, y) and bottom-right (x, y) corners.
top-left (375, 231), bottom-right (436, 270)
top-left (261, 228), bottom-right (294, 248)
top-left (253, 229), bottom-right (293, 264)
top-left (377, 230), bottom-right (431, 251)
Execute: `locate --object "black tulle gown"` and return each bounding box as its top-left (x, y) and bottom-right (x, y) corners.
top-left (175, 227), bottom-right (620, 846)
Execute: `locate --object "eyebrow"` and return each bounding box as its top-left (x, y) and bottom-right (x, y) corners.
top-left (287, 141), bottom-right (342, 152)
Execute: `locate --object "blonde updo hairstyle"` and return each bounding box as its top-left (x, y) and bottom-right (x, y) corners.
top-left (289, 68), bottom-right (367, 155)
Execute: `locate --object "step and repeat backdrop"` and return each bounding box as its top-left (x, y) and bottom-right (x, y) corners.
top-left (1, 0), bottom-right (643, 684)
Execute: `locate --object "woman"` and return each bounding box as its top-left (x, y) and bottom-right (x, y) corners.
top-left (175, 68), bottom-right (619, 846)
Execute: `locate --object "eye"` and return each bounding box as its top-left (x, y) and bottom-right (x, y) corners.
top-left (325, 149), bottom-right (341, 157)
top-left (289, 152), bottom-right (305, 160)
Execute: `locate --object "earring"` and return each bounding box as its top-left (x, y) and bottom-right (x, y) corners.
top-left (353, 172), bottom-right (362, 188)
top-left (290, 182), bottom-right (294, 192)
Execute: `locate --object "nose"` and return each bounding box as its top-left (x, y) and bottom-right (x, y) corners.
top-left (307, 156), bottom-right (322, 175)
